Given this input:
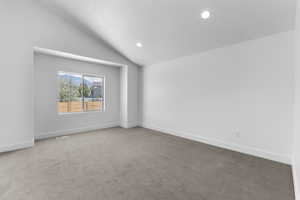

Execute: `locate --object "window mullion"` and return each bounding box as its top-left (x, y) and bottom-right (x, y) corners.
top-left (82, 75), bottom-right (85, 111)
top-left (68, 76), bottom-right (71, 112)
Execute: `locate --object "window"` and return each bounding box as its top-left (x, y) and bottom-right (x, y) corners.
top-left (58, 71), bottom-right (104, 113)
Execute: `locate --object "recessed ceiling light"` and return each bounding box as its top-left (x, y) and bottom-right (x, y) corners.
top-left (136, 42), bottom-right (143, 47)
top-left (201, 10), bottom-right (210, 19)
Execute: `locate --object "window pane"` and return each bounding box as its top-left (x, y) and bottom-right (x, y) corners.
top-left (58, 72), bottom-right (83, 113)
top-left (69, 73), bottom-right (83, 112)
top-left (58, 72), bottom-right (70, 113)
top-left (83, 75), bottom-right (104, 111)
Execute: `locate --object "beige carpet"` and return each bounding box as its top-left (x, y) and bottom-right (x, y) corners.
top-left (0, 127), bottom-right (294, 200)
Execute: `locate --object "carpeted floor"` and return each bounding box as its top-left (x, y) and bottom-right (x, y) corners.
top-left (0, 127), bottom-right (294, 200)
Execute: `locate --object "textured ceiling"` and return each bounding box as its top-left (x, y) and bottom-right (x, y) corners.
top-left (39, 0), bottom-right (296, 66)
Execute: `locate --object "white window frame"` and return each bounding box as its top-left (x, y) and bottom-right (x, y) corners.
top-left (57, 71), bottom-right (105, 115)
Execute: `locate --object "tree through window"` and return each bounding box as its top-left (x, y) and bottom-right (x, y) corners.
top-left (58, 71), bottom-right (104, 113)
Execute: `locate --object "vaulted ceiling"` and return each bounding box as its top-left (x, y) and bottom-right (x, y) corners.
top-left (40, 0), bottom-right (296, 66)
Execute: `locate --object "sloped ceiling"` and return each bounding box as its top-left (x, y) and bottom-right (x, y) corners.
top-left (39, 0), bottom-right (296, 66)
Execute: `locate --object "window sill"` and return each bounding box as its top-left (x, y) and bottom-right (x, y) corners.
top-left (58, 109), bottom-right (105, 115)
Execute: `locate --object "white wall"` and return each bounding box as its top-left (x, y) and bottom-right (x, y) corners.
top-left (0, 0), bottom-right (139, 152)
top-left (142, 31), bottom-right (294, 164)
top-left (293, 0), bottom-right (300, 199)
top-left (34, 53), bottom-right (120, 139)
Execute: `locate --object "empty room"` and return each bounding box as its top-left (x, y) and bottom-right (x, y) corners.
top-left (1, 0), bottom-right (300, 199)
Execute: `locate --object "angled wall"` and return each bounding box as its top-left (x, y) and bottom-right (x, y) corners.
top-left (0, 0), bottom-right (139, 152)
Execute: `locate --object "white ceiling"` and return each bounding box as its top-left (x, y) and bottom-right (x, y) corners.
top-left (40, 0), bottom-right (296, 66)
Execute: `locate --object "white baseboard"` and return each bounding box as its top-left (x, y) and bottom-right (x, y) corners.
top-left (142, 123), bottom-right (291, 165)
top-left (0, 140), bottom-right (34, 153)
top-left (293, 157), bottom-right (299, 200)
top-left (120, 121), bottom-right (139, 128)
top-left (35, 121), bottom-right (120, 140)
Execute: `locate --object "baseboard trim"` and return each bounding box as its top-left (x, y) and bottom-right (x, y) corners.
top-left (292, 157), bottom-right (299, 200)
top-left (35, 121), bottom-right (120, 140)
top-left (0, 140), bottom-right (34, 153)
top-left (142, 123), bottom-right (291, 165)
top-left (120, 121), bottom-right (139, 128)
